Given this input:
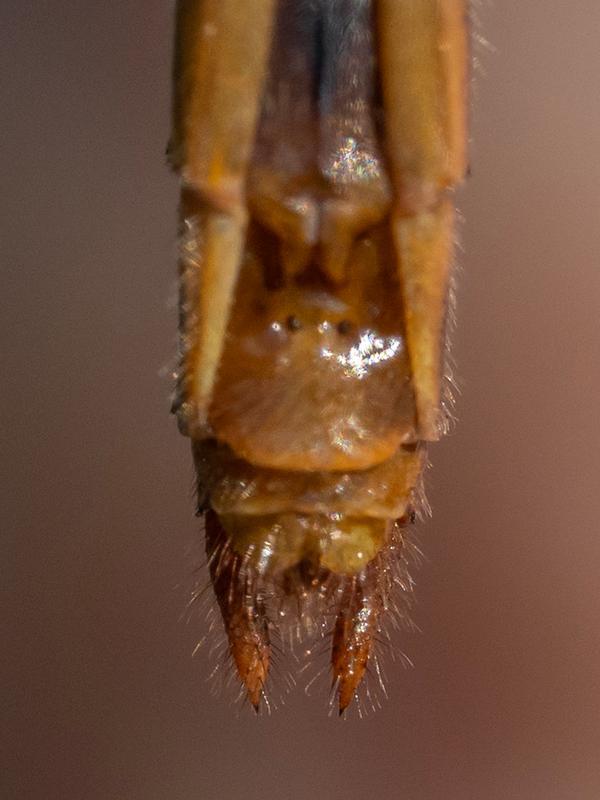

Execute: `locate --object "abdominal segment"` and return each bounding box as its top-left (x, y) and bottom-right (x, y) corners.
top-left (172, 0), bottom-right (468, 711)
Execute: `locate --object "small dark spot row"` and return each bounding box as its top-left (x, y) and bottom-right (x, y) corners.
top-left (285, 315), bottom-right (354, 335)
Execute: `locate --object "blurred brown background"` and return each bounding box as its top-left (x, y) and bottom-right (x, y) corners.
top-left (3, 2), bottom-right (600, 798)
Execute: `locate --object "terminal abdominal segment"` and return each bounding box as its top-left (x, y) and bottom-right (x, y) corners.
top-left (170, 0), bottom-right (469, 712)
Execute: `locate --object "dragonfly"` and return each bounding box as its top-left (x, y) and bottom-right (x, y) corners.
top-left (169, 0), bottom-right (469, 713)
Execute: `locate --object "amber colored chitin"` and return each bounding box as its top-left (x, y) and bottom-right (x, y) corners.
top-left (170, 0), bottom-right (469, 712)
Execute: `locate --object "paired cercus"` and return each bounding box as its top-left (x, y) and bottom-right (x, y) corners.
top-left (168, 0), bottom-right (469, 713)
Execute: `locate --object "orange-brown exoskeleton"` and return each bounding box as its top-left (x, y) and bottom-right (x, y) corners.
top-left (170, 0), bottom-right (469, 713)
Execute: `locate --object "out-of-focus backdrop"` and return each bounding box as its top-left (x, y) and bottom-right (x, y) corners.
top-left (3, 2), bottom-right (600, 798)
